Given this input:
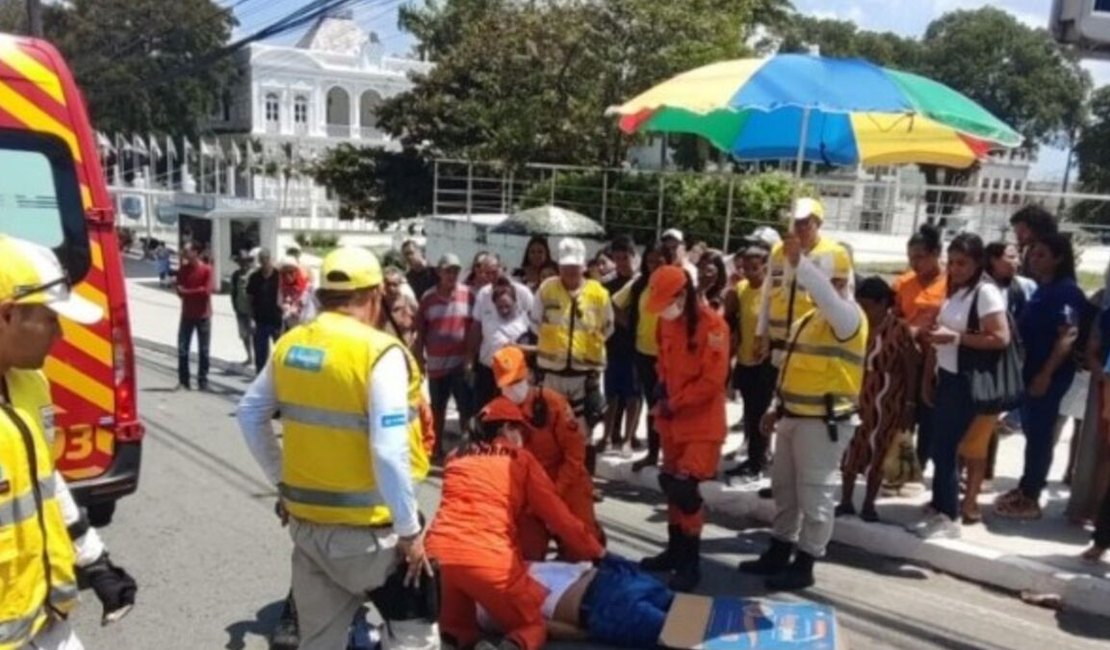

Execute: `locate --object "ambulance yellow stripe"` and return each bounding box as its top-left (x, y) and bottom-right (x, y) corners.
top-left (74, 282), bottom-right (107, 312)
top-left (0, 43), bottom-right (65, 105)
top-left (90, 239), bottom-right (103, 272)
top-left (0, 79), bottom-right (81, 162)
top-left (80, 184), bottom-right (91, 210)
top-left (59, 320), bottom-right (112, 367)
top-left (43, 357), bottom-right (113, 412)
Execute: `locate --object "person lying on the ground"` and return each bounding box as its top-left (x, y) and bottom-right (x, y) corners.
top-left (476, 555), bottom-right (674, 649)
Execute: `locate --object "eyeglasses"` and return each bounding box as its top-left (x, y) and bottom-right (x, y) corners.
top-left (10, 276), bottom-right (68, 302)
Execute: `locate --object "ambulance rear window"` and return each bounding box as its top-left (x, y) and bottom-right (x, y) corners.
top-left (0, 130), bottom-right (89, 282)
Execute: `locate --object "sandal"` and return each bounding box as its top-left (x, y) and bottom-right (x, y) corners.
top-left (961, 504), bottom-right (983, 525)
top-left (994, 495), bottom-right (1042, 520)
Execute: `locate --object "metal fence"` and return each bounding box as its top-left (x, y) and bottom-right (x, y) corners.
top-left (432, 159), bottom-right (1110, 248)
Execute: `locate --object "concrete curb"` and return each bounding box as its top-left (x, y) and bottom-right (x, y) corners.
top-left (596, 456), bottom-right (1110, 619)
top-left (132, 336), bottom-right (255, 380)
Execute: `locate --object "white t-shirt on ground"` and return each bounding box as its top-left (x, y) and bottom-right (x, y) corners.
top-left (934, 280), bottom-right (1006, 374)
top-left (477, 562), bottom-right (592, 631)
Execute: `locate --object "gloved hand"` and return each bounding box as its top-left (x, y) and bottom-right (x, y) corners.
top-left (81, 553), bottom-right (137, 626)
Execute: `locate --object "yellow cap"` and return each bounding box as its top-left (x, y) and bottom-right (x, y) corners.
top-left (0, 235), bottom-right (102, 324)
top-left (319, 246), bottom-right (383, 291)
top-left (792, 197), bottom-right (825, 222)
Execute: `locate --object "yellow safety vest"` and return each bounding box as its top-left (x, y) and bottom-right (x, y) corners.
top-left (273, 311), bottom-right (430, 527)
top-left (778, 309), bottom-right (868, 419)
top-left (535, 278), bottom-right (610, 372)
top-left (0, 370), bottom-right (78, 650)
top-left (766, 238), bottom-right (852, 352)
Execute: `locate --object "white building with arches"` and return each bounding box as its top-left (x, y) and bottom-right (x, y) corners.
top-left (205, 9), bottom-right (432, 210)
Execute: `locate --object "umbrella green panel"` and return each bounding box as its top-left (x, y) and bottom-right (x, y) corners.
top-left (885, 69), bottom-right (1023, 147)
top-left (639, 108), bottom-right (754, 153)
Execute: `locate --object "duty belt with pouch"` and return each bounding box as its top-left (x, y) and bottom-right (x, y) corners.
top-left (778, 393), bottom-right (856, 444)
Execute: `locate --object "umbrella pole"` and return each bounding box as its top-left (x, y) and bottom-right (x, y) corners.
top-left (794, 106), bottom-right (811, 180)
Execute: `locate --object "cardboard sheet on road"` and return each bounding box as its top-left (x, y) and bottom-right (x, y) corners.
top-left (660, 594), bottom-right (844, 650)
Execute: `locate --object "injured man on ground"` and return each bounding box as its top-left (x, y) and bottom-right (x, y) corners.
top-left (477, 555), bottom-right (675, 648)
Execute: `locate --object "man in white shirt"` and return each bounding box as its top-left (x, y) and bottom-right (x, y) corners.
top-left (237, 246), bottom-right (436, 650)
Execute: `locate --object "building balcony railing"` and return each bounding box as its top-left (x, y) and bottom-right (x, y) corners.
top-left (326, 124), bottom-right (351, 138)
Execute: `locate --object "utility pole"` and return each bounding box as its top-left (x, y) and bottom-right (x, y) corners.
top-left (26, 0), bottom-right (43, 37)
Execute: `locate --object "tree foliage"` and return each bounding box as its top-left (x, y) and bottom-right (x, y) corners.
top-left (1072, 87), bottom-right (1110, 224)
top-left (38, 0), bottom-right (237, 137)
top-left (311, 145), bottom-right (433, 225)
top-left (380, 0), bottom-right (790, 167)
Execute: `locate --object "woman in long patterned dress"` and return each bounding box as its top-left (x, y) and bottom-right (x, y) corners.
top-left (837, 276), bottom-right (919, 523)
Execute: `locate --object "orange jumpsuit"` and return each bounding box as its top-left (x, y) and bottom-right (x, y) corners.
top-left (655, 302), bottom-right (730, 534)
top-left (507, 390), bottom-right (602, 560)
top-left (426, 438), bottom-right (604, 650)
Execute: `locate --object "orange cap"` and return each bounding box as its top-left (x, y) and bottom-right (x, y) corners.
top-left (491, 345), bottom-right (529, 388)
top-left (645, 265), bottom-right (689, 314)
top-left (479, 396), bottom-right (531, 428)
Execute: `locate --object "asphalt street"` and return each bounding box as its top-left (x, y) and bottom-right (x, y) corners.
top-left (66, 347), bottom-right (1110, 650)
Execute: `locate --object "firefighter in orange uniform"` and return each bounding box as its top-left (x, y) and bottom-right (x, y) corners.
top-left (426, 399), bottom-right (605, 650)
top-left (638, 265), bottom-right (730, 592)
top-left (489, 345), bottom-right (603, 560)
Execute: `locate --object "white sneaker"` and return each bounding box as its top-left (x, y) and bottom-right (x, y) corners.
top-left (908, 513), bottom-right (961, 540)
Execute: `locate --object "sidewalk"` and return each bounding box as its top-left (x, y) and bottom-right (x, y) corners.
top-left (121, 258), bottom-right (1110, 618)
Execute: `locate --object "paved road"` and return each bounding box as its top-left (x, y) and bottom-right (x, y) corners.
top-left (67, 348), bottom-right (1110, 650)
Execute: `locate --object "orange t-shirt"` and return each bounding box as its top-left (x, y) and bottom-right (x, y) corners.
top-left (893, 270), bottom-right (947, 331)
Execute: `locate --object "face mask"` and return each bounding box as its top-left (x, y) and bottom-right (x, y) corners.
top-left (660, 302), bottom-right (683, 321)
top-left (502, 381), bottom-right (530, 405)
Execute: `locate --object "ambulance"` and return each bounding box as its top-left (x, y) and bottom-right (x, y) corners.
top-left (0, 34), bottom-right (142, 525)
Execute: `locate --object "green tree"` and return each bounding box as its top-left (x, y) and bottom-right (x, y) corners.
top-left (42, 0), bottom-right (237, 137)
top-left (1072, 87), bottom-right (1110, 224)
top-left (311, 145), bottom-right (433, 225)
top-left (380, 0), bottom-right (790, 167)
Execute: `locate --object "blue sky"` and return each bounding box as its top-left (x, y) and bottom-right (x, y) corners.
top-left (230, 0), bottom-right (1099, 181)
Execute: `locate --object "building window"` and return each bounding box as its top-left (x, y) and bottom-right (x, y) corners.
top-left (265, 93), bottom-right (280, 124)
top-left (294, 96), bottom-right (308, 124)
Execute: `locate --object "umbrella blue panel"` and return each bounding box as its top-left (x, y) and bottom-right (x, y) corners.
top-left (730, 55), bottom-right (912, 113)
top-left (730, 107), bottom-right (861, 166)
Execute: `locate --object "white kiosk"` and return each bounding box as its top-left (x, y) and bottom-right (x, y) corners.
top-left (155, 193), bottom-right (279, 290)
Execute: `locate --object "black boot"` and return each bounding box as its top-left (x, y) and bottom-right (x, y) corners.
top-left (668, 533), bottom-right (701, 592)
top-left (765, 551), bottom-right (816, 591)
top-left (270, 592), bottom-right (299, 650)
top-left (737, 538), bottom-right (794, 575)
top-left (640, 525), bottom-right (681, 571)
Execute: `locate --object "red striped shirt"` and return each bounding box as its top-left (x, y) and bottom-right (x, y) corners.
top-left (418, 284), bottom-right (474, 379)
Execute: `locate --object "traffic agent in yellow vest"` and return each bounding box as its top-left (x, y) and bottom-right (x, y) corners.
top-left (0, 235), bottom-right (136, 650)
top-left (533, 238), bottom-right (614, 373)
top-left (272, 311), bottom-right (430, 526)
top-left (758, 198), bottom-right (852, 364)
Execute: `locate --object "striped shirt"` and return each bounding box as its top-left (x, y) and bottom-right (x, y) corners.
top-left (417, 284), bottom-right (474, 379)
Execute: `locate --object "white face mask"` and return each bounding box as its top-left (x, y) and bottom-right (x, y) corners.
top-left (502, 381), bottom-right (530, 405)
top-left (660, 302), bottom-right (683, 321)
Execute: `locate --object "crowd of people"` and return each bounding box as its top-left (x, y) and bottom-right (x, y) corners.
top-left (217, 197), bottom-right (1110, 650)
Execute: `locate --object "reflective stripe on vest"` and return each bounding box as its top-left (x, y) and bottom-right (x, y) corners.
top-left (777, 308), bottom-right (867, 418)
top-left (278, 403), bottom-right (421, 433)
top-left (0, 581), bottom-right (77, 645)
top-left (279, 483), bottom-right (385, 509)
top-left (0, 475), bottom-right (55, 528)
top-left (787, 342), bottom-right (865, 365)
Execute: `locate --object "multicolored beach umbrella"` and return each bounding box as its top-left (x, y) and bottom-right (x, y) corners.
top-left (611, 55), bottom-right (1023, 169)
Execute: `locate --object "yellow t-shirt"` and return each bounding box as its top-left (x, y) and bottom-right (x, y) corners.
top-left (613, 279), bottom-right (659, 357)
top-left (736, 279), bottom-right (763, 366)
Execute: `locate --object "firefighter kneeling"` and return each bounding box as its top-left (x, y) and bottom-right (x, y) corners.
top-left (489, 345), bottom-right (603, 561)
top-left (739, 230), bottom-right (866, 591)
top-left (637, 266), bottom-right (730, 592)
top-left (427, 400), bottom-right (604, 650)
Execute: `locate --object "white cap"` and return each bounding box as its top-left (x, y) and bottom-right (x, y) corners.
top-left (661, 228), bottom-right (684, 243)
top-left (751, 226), bottom-right (782, 247)
top-left (557, 237), bottom-right (587, 267)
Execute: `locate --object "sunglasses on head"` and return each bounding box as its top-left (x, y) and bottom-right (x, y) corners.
top-left (11, 276), bottom-right (68, 302)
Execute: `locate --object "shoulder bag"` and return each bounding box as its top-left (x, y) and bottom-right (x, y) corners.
top-left (958, 286), bottom-right (1025, 415)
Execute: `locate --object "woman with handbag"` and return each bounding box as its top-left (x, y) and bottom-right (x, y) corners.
top-left (996, 233), bottom-right (1089, 520)
top-left (913, 233), bottom-right (1011, 540)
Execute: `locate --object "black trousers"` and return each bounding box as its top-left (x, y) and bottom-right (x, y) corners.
top-left (734, 361), bottom-right (777, 472)
top-left (634, 352), bottom-right (660, 460)
top-left (1096, 481), bottom-right (1110, 549)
